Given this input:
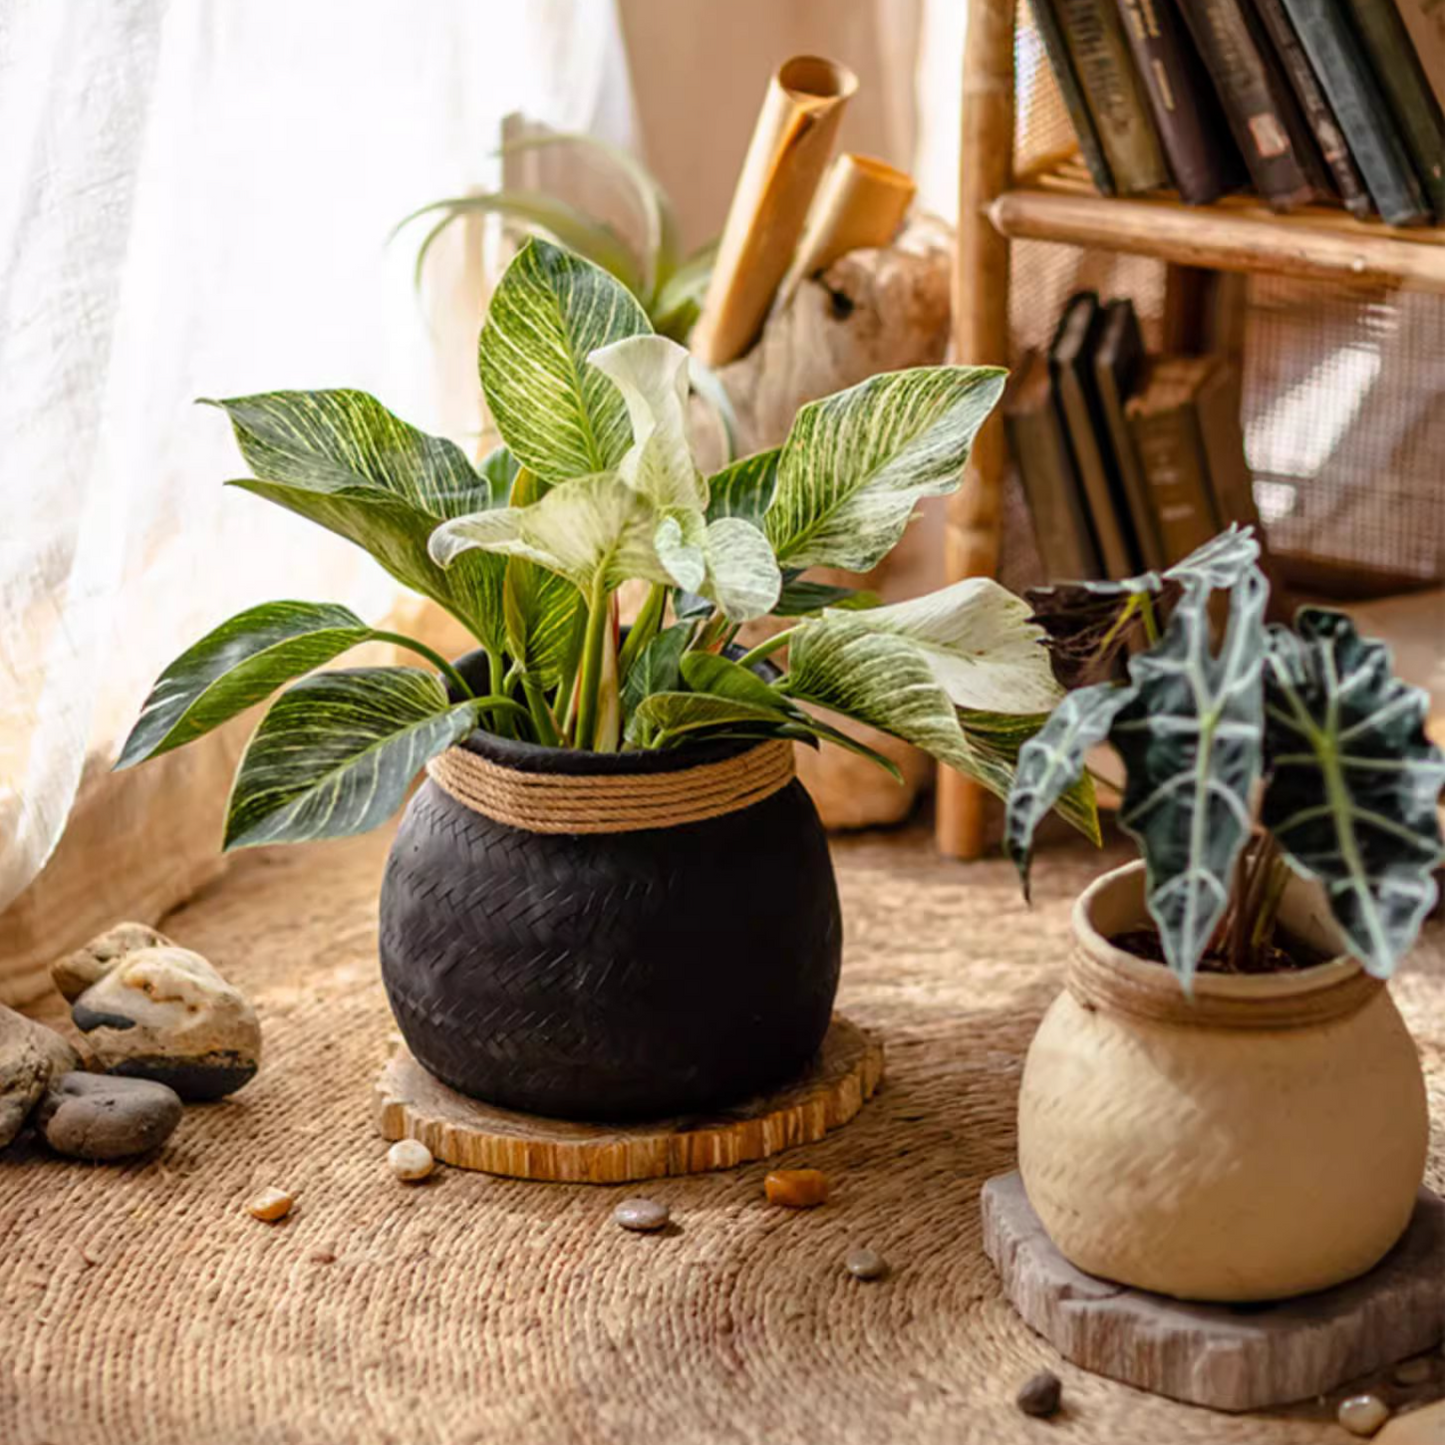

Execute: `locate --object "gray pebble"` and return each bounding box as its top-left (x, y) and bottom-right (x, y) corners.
top-left (35, 1072), bottom-right (182, 1160)
top-left (613, 1197), bottom-right (669, 1232)
top-left (1016, 1370), bottom-right (1062, 1419)
top-left (1394, 1357), bottom-right (1434, 1386)
top-left (845, 1247), bottom-right (888, 1280)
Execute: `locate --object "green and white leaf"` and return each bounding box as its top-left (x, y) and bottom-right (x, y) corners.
top-left (213, 390), bottom-right (506, 651)
top-left (701, 518), bottom-right (781, 622)
top-left (478, 444), bottom-right (522, 506)
top-left (1004, 683), bottom-right (1136, 896)
top-left (831, 577), bottom-right (1062, 714)
top-left (478, 238), bottom-right (651, 486)
top-left (117, 601), bottom-right (373, 769)
top-left (500, 467), bottom-right (584, 690)
top-left (1111, 569), bottom-right (1269, 986)
top-left (589, 335), bottom-right (706, 511)
top-left (225, 668), bottom-right (477, 850)
top-left (765, 366), bottom-right (1007, 572)
top-left (680, 651), bottom-right (793, 711)
top-left (1263, 609), bottom-right (1445, 977)
top-left (626, 691), bottom-right (797, 749)
top-left (707, 449), bottom-right (779, 526)
top-left (653, 508), bottom-right (708, 593)
top-left (772, 575), bottom-right (878, 617)
top-left (430, 472), bottom-right (675, 597)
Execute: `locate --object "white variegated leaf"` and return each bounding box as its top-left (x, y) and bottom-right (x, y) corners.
top-left (765, 366), bottom-right (1007, 571)
top-left (589, 335), bottom-right (707, 512)
top-left (430, 473), bottom-right (673, 597)
top-left (831, 577), bottom-right (1061, 714)
top-left (702, 518), bottom-right (782, 622)
top-left (478, 239), bottom-right (651, 486)
top-left (653, 509), bottom-right (707, 593)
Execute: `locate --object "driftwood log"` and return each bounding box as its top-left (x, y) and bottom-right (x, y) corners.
top-left (693, 219), bottom-right (953, 830)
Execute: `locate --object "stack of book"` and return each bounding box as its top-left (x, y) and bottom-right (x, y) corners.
top-left (1036, 0), bottom-right (1445, 223)
top-left (1004, 293), bottom-right (1265, 581)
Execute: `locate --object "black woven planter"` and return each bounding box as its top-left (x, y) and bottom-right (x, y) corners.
top-left (378, 652), bottom-right (843, 1122)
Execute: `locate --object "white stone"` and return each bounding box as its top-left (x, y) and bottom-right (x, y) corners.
top-left (67, 942), bottom-right (261, 1100)
top-left (1339, 1395), bottom-right (1391, 1437)
top-left (387, 1139), bottom-right (435, 1181)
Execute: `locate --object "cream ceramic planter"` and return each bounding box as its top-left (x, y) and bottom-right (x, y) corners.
top-left (1018, 861), bottom-right (1429, 1303)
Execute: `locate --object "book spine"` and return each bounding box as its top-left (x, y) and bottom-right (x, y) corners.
top-left (1278, 0), bottom-right (1432, 225)
top-left (1247, 0), bottom-right (1373, 215)
top-left (1127, 405), bottom-right (1222, 565)
top-left (1032, 0), bottom-right (1119, 194)
top-left (1176, 0), bottom-right (1330, 208)
top-left (1338, 0), bottom-right (1445, 220)
top-left (1114, 0), bottom-right (1242, 202)
top-left (1054, 0), bottom-right (1171, 193)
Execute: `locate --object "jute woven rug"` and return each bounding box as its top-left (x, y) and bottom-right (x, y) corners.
top-left (2, 822), bottom-right (1441, 1445)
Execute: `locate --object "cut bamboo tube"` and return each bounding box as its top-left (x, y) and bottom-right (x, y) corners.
top-left (938, 0), bottom-right (1018, 862)
top-left (776, 153), bottom-right (917, 308)
top-left (990, 187), bottom-right (1445, 293)
top-left (691, 55), bottom-right (858, 367)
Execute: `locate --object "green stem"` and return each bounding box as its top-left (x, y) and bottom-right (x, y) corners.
top-left (372, 631), bottom-right (474, 701)
top-left (470, 695), bottom-right (531, 723)
top-left (734, 628), bottom-right (796, 672)
top-left (1138, 591), bottom-right (1161, 647)
top-left (617, 582), bottom-right (667, 681)
top-left (574, 574), bottom-right (612, 751)
top-left (487, 649), bottom-right (514, 739)
top-left (521, 676), bottom-right (561, 748)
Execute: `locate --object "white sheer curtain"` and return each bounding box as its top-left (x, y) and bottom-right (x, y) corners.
top-left (0, 0), bottom-right (636, 912)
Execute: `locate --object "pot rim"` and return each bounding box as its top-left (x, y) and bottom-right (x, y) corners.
top-left (448, 641), bottom-right (782, 778)
top-left (1073, 860), bottom-right (1362, 1003)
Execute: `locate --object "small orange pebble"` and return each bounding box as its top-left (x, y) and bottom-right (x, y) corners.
top-left (764, 1168), bottom-right (829, 1208)
top-left (246, 1187), bottom-right (294, 1222)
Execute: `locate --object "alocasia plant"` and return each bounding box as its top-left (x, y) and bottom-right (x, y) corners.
top-left (119, 238), bottom-right (1099, 853)
top-left (1006, 525), bottom-right (1445, 987)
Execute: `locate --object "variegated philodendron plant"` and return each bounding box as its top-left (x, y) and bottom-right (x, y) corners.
top-left (118, 239), bottom-right (1097, 853)
top-left (1007, 526), bottom-right (1445, 988)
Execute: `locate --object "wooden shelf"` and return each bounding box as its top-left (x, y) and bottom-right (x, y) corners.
top-left (990, 161), bottom-right (1445, 294)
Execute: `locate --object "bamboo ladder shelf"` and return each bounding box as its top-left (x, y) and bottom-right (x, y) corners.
top-left (937, 0), bottom-right (1445, 860)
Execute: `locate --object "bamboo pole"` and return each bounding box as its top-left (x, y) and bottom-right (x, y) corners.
top-left (938, 0), bottom-right (1018, 861)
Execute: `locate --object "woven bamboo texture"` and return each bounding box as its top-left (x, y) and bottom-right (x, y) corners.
top-left (1, 824), bottom-right (1442, 1445)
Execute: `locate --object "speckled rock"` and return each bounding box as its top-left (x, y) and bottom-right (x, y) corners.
top-left (60, 932), bottom-right (260, 1100)
top-left (0, 1004), bottom-right (81, 1148)
top-left (34, 1072), bottom-right (182, 1160)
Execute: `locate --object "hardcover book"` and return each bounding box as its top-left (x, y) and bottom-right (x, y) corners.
top-left (1032, 0), bottom-right (1118, 194)
top-left (1093, 300), bottom-right (1166, 572)
top-left (1055, 0), bottom-right (1170, 194)
top-left (1176, 0), bottom-right (1332, 208)
top-left (1115, 0), bottom-right (1246, 203)
top-left (1050, 293), bottom-right (1145, 579)
top-left (1125, 356), bottom-right (1224, 565)
top-left (1004, 350), bottom-right (1105, 582)
top-left (1248, 0), bottom-right (1373, 216)
top-left (1277, 0), bottom-right (1432, 225)
top-left (1338, 0), bottom-right (1445, 221)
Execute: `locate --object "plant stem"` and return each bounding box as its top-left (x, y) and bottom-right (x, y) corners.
top-left (487, 649), bottom-right (514, 739)
top-left (371, 630), bottom-right (474, 701)
top-left (470, 694), bottom-right (531, 723)
top-left (617, 582), bottom-right (667, 681)
top-left (521, 676), bottom-right (560, 747)
top-left (1138, 592), bottom-right (1161, 647)
top-left (574, 574), bottom-right (612, 750)
top-left (734, 628), bottom-right (796, 672)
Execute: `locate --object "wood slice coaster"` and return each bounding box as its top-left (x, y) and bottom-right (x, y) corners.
top-left (982, 1170), bottom-right (1445, 1413)
top-left (375, 1015), bottom-right (883, 1184)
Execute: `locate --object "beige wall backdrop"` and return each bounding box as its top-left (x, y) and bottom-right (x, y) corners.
top-left (619, 0), bottom-right (926, 250)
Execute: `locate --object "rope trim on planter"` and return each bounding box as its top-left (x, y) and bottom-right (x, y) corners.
top-left (425, 739), bottom-right (796, 834)
top-left (1067, 944), bottom-right (1384, 1031)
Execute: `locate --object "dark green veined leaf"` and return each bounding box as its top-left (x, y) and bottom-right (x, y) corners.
top-left (620, 622), bottom-right (693, 720)
top-left (1263, 609), bottom-right (1445, 977)
top-left (478, 445), bottom-right (522, 505)
top-left (707, 449), bottom-right (779, 525)
top-left (225, 668), bottom-right (477, 850)
top-left (478, 238), bottom-right (651, 486)
top-left (1003, 685), bottom-right (1135, 895)
top-left (672, 590), bottom-right (713, 621)
top-left (772, 575), bottom-right (879, 617)
top-left (680, 651), bottom-right (794, 711)
top-left (626, 691), bottom-right (796, 749)
top-left (399, 190), bottom-right (643, 295)
top-left (764, 365), bottom-right (1007, 571)
top-left (1110, 568), bottom-right (1269, 986)
top-left (211, 390), bottom-right (506, 652)
top-left (117, 602), bottom-right (373, 769)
